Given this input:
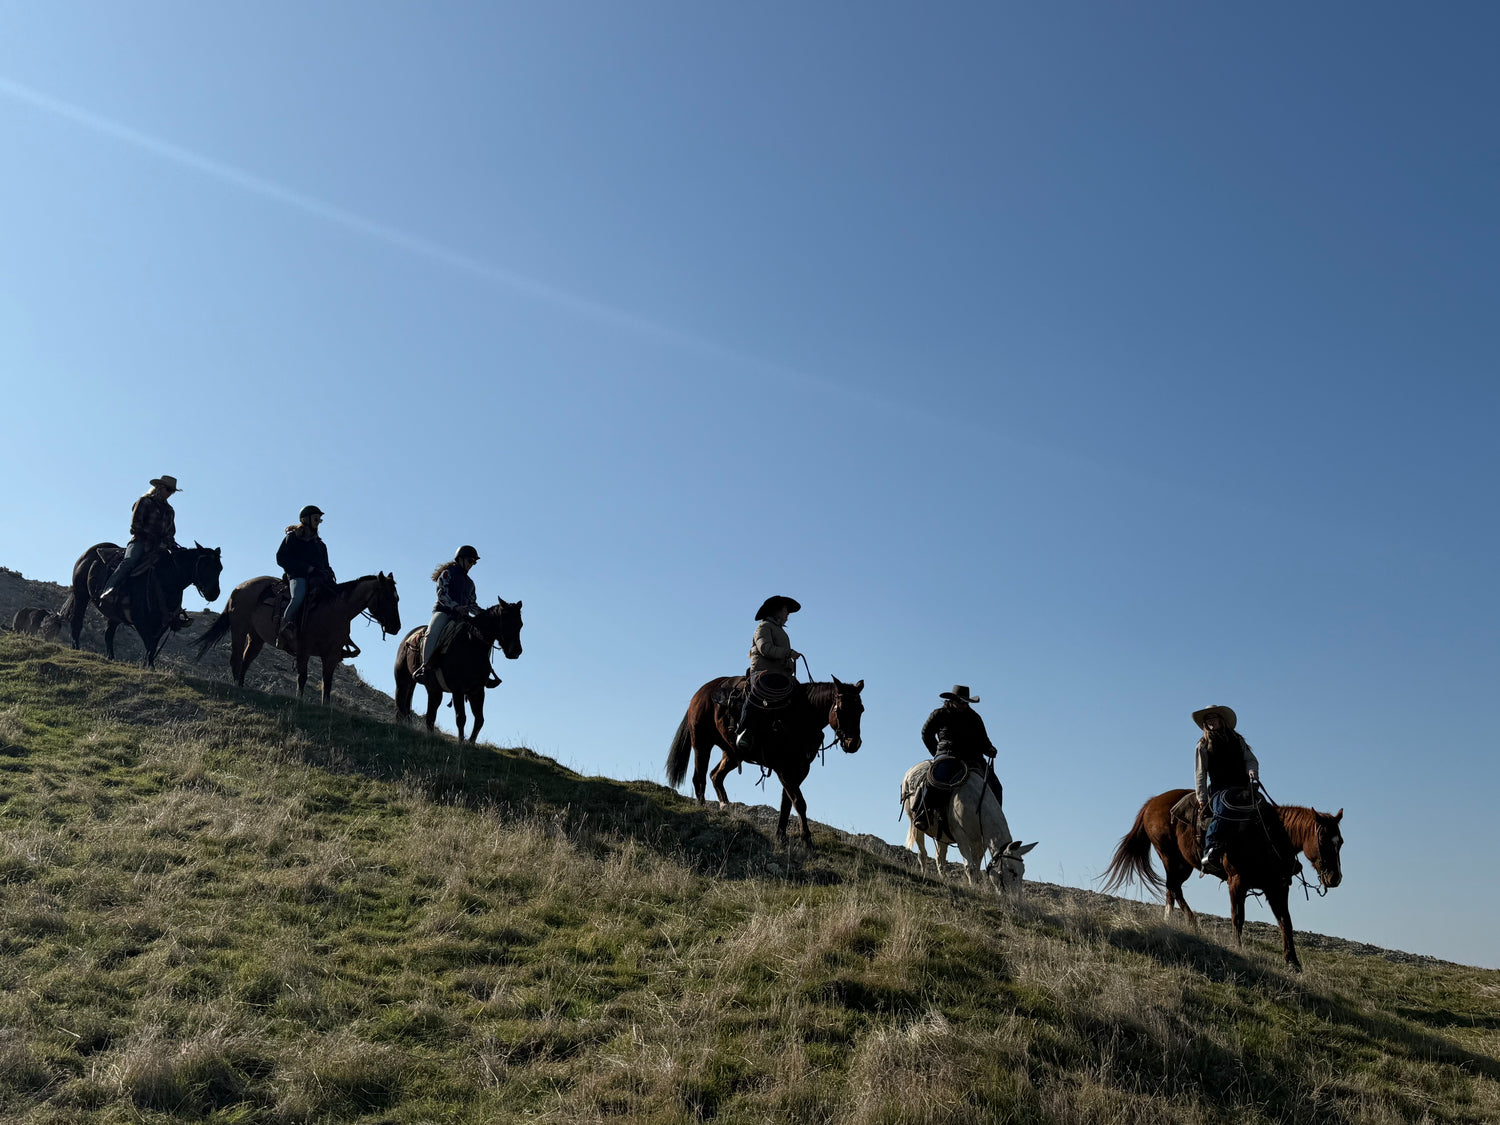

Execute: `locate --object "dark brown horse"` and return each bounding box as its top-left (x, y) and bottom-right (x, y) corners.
top-left (195, 573), bottom-right (400, 702)
top-left (666, 676), bottom-right (864, 847)
top-left (63, 542), bottom-right (223, 665)
top-left (392, 598), bottom-right (524, 742)
top-left (1101, 788), bottom-right (1345, 970)
top-left (10, 607), bottom-right (64, 639)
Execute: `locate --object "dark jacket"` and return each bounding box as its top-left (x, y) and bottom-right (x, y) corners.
top-left (434, 563), bottom-right (478, 615)
top-left (921, 703), bottom-right (998, 763)
top-left (129, 495), bottom-right (177, 549)
top-left (277, 530), bottom-right (332, 582)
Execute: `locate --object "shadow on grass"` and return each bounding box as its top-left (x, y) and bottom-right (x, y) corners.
top-left (183, 673), bottom-right (837, 883)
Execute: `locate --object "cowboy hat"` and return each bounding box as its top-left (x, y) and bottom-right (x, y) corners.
top-left (754, 595), bottom-right (801, 621)
top-left (940, 685), bottom-right (980, 703)
top-left (149, 475), bottom-right (181, 492)
top-left (1192, 704), bottom-right (1237, 730)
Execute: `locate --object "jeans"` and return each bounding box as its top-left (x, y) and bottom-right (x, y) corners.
top-left (1204, 790), bottom-right (1235, 853)
top-left (281, 578), bottom-right (308, 628)
top-left (421, 611), bottom-right (456, 667)
top-left (100, 540), bottom-right (146, 596)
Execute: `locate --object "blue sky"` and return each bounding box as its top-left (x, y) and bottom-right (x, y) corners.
top-left (1, 4), bottom-right (1495, 966)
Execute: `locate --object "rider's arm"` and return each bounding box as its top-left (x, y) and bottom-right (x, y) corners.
top-left (1194, 743), bottom-right (1209, 809)
top-left (751, 622), bottom-right (791, 662)
top-left (971, 710), bottom-right (999, 757)
top-left (436, 567), bottom-right (468, 613)
top-left (1242, 741), bottom-right (1260, 785)
top-left (920, 711), bottom-right (940, 754)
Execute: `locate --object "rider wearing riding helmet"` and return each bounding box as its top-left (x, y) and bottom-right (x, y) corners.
top-left (1193, 704), bottom-right (1260, 878)
top-left (99, 475), bottom-right (181, 606)
top-left (276, 505), bottom-right (334, 646)
top-left (736, 595), bottom-right (802, 750)
top-left (415, 545), bottom-right (481, 680)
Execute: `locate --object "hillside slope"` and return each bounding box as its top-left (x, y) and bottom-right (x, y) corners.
top-left (0, 566), bottom-right (397, 719)
top-left (1, 634), bottom-right (1497, 1124)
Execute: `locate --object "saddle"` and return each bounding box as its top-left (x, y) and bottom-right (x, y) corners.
top-left (95, 544), bottom-right (164, 579)
top-left (909, 756), bottom-right (970, 845)
top-left (413, 621), bottom-right (501, 691)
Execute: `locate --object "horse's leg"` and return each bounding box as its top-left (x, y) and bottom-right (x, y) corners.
top-left (1229, 875), bottom-right (1248, 947)
top-left (423, 686), bottom-right (442, 733)
top-left (1160, 842), bottom-right (1198, 929)
top-left (295, 653), bottom-right (310, 698)
top-left (321, 657), bottom-right (337, 704)
top-left (776, 786), bottom-right (794, 845)
top-left (904, 815), bottom-right (929, 875)
top-left (1264, 881), bottom-right (1302, 971)
top-left (467, 689), bottom-right (484, 744)
top-left (68, 577), bottom-right (88, 649)
top-left (238, 633), bottom-right (265, 687)
top-left (104, 621), bottom-right (119, 660)
top-left (784, 764), bottom-right (814, 849)
top-left (709, 752), bottom-right (736, 810)
top-left (453, 695), bottom-right (468, 742)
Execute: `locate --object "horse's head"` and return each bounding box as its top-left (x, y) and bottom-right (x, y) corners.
top-left (371, 572), bottom-right (401, 636)
top-left (987, 839), bottom-right (1038, 896)
top-left (191, 543), bottom-right (223, 602)
top-left (1304, 807), bottom-right (1344, 889)
top-left (478, 597), bottom-right (524, 660)
top-left (828, 676), bottom-right (865, 753)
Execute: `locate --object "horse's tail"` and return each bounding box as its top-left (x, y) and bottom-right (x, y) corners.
top-left (1100, 804), bottom-right (1164, 896)
top-left (194, 610), bottom-right (234, 662)
top-left (666, 711), bottom-right (694, 789)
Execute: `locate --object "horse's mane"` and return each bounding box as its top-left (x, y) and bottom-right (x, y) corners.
top-left (1278, 804), bottom-right (1322, 845)
top-left (804, 681), bottom-right (838, 709)
top-left (335, 574), bottom-right (384, 594)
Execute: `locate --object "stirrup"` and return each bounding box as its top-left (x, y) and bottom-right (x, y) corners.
top-left (340, 640), bottom-right (361, 659)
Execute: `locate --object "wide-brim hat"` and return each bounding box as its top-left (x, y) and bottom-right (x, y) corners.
top-left (150, 475), bottom-right (180, 492)
top-left (754, 595), bottom-right (801, 621)
top-left (457, 545), bottom-right (480, 561)
top-left (1192, 704), bottom-right (1237, 731)
top-left (940, 685), bottom-right (980, 703)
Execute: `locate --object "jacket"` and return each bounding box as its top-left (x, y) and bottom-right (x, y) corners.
top-left (129, 494), bottom-right (177, 549)
top-left (748, 620), bottom-right (797, 678)
top-left (434, 563), bottom-right (478, 615)
top-left (1194, 731), bottom-right (1260, 809)
top-left (277, 530), bottom-right (332, 582)
top-left (921, 703), bottom-right (997, 763)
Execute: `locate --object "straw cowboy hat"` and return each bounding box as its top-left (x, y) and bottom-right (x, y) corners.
top-left (940, 685), bottom-right (980, 703)
top-left (1192, 704), bottom-right (1238, 730)
top-left (149, 475), bottom-right (180, 492)
top-left (754, 595), bottom-right (801, 621)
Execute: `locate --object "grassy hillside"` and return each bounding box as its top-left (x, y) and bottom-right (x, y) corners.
top-left (1, 634), bottom-right (1497, 1124)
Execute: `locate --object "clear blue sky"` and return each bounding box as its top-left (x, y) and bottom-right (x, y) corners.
top-left (1, 4), bottom-right (1495, 966)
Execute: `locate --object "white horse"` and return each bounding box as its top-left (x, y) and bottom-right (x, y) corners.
top-left (901, 761), bottom-right (1038, 895)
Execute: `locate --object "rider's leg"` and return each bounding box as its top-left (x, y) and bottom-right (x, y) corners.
top-left (279, 578), bottom-right (308, 639)
top-left (99, 540), bottom-right (144, 598)
top-left (736, 692), bottom-right (756, 749)
top-left (416, 611), bottom-right (452, 676)
top-left (1201, 791), bottom-right (1227, 875)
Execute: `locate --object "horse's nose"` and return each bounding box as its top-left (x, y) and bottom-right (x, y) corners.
top-left (844, 737), bottom-right (861, 753)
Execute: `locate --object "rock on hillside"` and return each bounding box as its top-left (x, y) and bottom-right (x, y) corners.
top-left (0, 565), bottom-right (396, 719)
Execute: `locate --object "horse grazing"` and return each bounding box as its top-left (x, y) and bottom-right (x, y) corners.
top-left (10, 607), bottom-right (65, 639)
top-left (392, 598), bottom-right (524, 742)
top-left (63, 542), bottom-right (223, 665)
top-left (1101, 788), bottom-right (1345, 971)
top-left (900, 761), bottom-right (1038, 895)
top-left (195, 573), bottom-right (400, 702)
top-left (665, 676), bottom-right (864, 847)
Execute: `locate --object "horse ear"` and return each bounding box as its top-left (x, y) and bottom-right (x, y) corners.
top-left (831, 675), bottom-right (843, 686)
top-left (514, 600), bottom-right (521, 610)
top-left (855, 679), bottom-right (864, 691)
top-left (1017, 841), bottom-right (1038, 855)
top-left (195, 540), bottom-right (203, 549)
top-left (1335, 808), bottom-right (1343, 822)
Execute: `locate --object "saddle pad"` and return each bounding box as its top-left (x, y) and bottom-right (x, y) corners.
top-left (1169, 792), bottom-right (1200, 827)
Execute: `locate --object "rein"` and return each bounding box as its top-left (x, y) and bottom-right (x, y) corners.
top-left (1254, 781), bottom-right (1329, 899)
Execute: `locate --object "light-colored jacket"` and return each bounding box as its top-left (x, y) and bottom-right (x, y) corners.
top-left (1194, 734), bottom-right (1260, 810)
top-left (748, 620), bottom-right (797, 678)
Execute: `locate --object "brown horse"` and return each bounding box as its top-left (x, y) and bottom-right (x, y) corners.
top-left (195, 573), bottom-right (400, 702)
top-left (1101, 788), bottom-right (1345, 970)
top-left (666, 676), bottom-right (864, 847)
top-left (392, 598), bottom-right (524, 742)
top-left (10, 607), bottom-right (65, 639)
top-left (63, 542), bottom-right (223, 666)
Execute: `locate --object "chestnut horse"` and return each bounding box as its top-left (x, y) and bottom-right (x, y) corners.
top-left (665, 676), bottom-right (864, 847)
top-left (195, 573), bottom-right (400, 703)
top-left (1101, 788), bottom-right (1345, 971)
top-left (63, 542), bottom-right (223, 665)
top-left (392, 598), bottom-right (524, 742)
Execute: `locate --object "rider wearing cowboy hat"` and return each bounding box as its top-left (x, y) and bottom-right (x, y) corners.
top-left (736, 595), bottom-right (802, 750)
top-left (415, 545), bottom-right (482, 680)
top-left (276, 505), bottom-right (334, 646)
top-left (99, 475), bottom-right (182, 604)
top-left (921, 686), bottom-right (1004, 805)
top-left (1193, 704), bottom-right (1261, 878)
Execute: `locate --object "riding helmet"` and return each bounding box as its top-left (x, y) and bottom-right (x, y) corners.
top-left (457, 545), bottom-right (480, 561)
top-left (299, 505), bottom-right (324, 521)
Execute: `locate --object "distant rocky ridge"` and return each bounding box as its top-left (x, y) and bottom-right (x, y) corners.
top-left (0, 565), bottom-right (396, 719)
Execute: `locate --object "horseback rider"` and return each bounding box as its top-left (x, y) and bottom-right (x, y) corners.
top-left (921, 686), bottom-right (1004, 805)
top-left (1193, 704), bottom-right (1260, 878)
top-left (415, 545), bottom-right (481, 681)
top-left (276, 505), bottom-right (335, 647)
top-left (98, 475), bottom-right (181, 609)
top-left (735, 595), bottom-right (802, 751)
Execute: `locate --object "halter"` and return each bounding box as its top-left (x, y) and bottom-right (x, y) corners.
top-left (1254, 781), bottom-right (1331, 899)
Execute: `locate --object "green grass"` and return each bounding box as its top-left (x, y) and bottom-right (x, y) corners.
top-left (1, 633), bottom-right (1496, 1123)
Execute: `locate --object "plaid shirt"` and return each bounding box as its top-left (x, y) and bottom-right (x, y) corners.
top-left (128, 494), bottom-right (176, 548)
